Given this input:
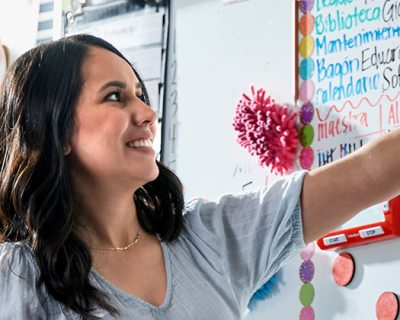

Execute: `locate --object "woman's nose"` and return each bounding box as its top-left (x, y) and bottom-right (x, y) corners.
top-left (131, 99), bottom-right (157, 127)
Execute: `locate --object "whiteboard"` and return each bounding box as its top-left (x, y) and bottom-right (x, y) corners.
top-left (168, 0), bottom-right (296, 201)
top-left (168, 1), bottom-right (400, 319)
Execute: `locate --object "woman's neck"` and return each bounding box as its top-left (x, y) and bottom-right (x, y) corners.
top-left (72, 183), bottom-right (141, 250)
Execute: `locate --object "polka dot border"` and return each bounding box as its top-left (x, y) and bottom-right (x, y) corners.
top-left (298, 2), bottom-right (315, 170)
top-left (299, 242), bottom-right (316, 319)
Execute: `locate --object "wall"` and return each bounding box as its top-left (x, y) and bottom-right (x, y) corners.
top-left (0, 1), bottom-right (38, 65)
top-left (167, 0), bottom-right (296, 202)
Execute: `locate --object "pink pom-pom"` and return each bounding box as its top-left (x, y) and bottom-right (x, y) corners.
top-left (232, 86), bottom-right (299, 175)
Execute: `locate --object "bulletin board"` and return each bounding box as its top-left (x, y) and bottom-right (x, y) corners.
top-left (297, 0), bottom-right (400, 170)
top-left (297, 1), bottom-right (400, 241)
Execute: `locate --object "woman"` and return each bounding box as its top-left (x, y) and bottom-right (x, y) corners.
top-left (0, 34), bottom-right (399, 319)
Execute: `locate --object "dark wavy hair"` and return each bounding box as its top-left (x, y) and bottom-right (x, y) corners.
top-left (0, 34), bottom-right (184, 319)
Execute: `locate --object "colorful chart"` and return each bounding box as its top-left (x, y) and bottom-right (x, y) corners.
top-left (299, 0), bottom-right (400, 170)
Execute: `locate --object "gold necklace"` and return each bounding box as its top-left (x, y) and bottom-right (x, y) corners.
top-left (89, 230), bottom-right (141, 251)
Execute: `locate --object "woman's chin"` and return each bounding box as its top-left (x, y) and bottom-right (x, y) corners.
top-left (144, 165), bottom-right (160, 184)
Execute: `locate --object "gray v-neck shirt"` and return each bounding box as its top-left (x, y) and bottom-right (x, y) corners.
top-left (0, 171), bottom-right (306, 319)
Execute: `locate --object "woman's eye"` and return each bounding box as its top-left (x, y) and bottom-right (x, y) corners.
top-left (105, 91), bottom-right (122, 102)
top-left (138, 94), bottom-right (146, 103)
top-left (136, 89), bottom-right (146, 102)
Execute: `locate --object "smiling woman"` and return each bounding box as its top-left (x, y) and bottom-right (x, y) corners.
top-left (0, 34), bottom-right (184, 319)
top-left (68, 46), bottom-right (159, 189)
top-left (1, 33), bottom-right (400, 320)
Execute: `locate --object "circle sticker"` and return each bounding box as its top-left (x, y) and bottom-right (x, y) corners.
top-left (300, 242), bottom-right (315, 260)
top-left (332, 252), bottom-right (355, 286)
top-left (299, 0), bottom-right (315, 13)
top-left (300, 124), bottom-right (314, 147)
top-left (300, 102), bottom-right (314, 124)
top-left (299, 80), bottom-right (315, 103)
top-left (299, 13), bottom-right (315, 36)
top-left (300, 147), bottom-right (314, 170)
top-left (299, 58), bottom-right (315, 80)
top-left (376, 291), bottom-right (399, 320)
top-left (299, 35), bottom-right (315, 58)
top-left (300, 260), bottom-right (315, 283)
top-left (300, 306), bottom-right (315, 320)
top-left (299, 283), bottom-right (315, 306)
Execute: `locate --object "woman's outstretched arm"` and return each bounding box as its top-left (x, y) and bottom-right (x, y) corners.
top-left (301, 128), bottom-right (400, 243)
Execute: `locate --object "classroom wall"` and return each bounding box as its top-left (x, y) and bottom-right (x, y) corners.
top-left (0, 1), bottom-right (38, 65)
top-left (166, 0), bottom-right (296, 202)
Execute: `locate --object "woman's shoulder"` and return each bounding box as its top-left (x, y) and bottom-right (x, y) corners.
top-left (0, 242), bottom-right (66, 318)
top-left (0, 241), bottom-right (39, 280)
top-left (0, 241), bottom-right (36, 260)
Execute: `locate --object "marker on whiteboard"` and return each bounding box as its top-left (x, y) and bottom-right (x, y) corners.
top-left (242, 181), bottom-right (253, 191)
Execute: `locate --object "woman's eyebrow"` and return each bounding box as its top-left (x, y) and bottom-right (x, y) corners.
top-left (99, 80), bottom-right (126, 91)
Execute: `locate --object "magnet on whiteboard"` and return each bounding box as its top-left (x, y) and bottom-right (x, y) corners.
top-left (332, 252), bottom-right (355, 286)
top-left (376, 291), bottom-right (399, 320)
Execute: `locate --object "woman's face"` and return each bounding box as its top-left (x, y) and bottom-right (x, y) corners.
top-left (67, 46), bottom-right (159, 190)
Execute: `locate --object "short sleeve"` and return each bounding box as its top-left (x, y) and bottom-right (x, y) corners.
top-left (182, 170), bottom-right (307, 307)
top-left (0, 242), bottom-right (47, 319)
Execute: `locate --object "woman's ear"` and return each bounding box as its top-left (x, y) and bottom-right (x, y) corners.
top-left (63, 144), bottom-right (71, 156)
